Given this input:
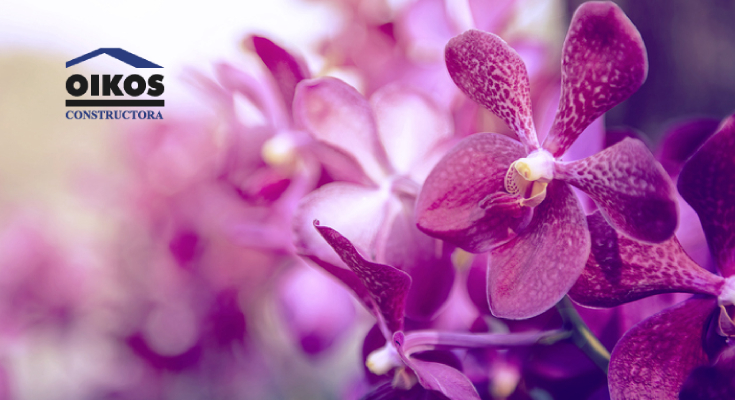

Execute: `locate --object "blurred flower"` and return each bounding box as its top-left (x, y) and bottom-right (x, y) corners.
top-left (319, 0), bottom-right (563, 139)
top-left (293, 76), bottom-right (456, 322)
top-left (415, 1), bottom-right (678, 319)
top-left (275, 263), bottom-right (356, 356)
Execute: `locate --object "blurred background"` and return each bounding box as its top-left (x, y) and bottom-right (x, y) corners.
top-left (0, 0), bottom-right (733, 399)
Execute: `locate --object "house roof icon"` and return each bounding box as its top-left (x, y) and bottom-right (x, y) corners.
top-left (66, 48), bottom-right (162, 68)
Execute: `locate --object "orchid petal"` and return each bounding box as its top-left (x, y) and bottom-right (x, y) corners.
top-left (609, 297), bottom-right (717, 400)
top-left (247, 35), bottom-right (310, 113)
top-left (562, 114), bottom-right (604, 162)
top-left (394, 332), bottom-right (482, 400)
top-left (657, 117), bottom-right (720, 177)
top-left (370, 84), bottom-right (453, 178)
top-left (445, 30), bottom-right (539, 152)
top-left (293, 182), bottom-right (400, 269)
top-left (316, 224), bottom-right (411, 334)
top-left (385, 206), bottom-right (454, 321)
top-left (555, 137), bottom-right (678, 243)
top-left (214, 63), bottom-right (287, 129)
top-left (468, 0), bottom-right (516, 32)
top-left (680, 346), bottom-right (735, 399)
top-left (415, 133), bottom-right (531, 253)
top-left (569, 212), bottom-right (724, 308)
top-left (398, 0), bottom-right (456, 63)
top-left (487, 180), bottom-right (590, 319)
top-left (303, 255), bottom-right (376, 321)
top-left (293, 77), bottom-right (389, 184)
top-left (678, 115), bottom-right (735, 277)
top-left (542, 2), bottom-right (647, 157)
top-left (276, 265), bottom-right (356, 355)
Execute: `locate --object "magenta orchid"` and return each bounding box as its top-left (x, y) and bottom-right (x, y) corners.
top-left (569, 114), bottom-right (735, 399)
top-left (416, 1), bottom-right (678, 319)
top-left (313, 222), bottom-right (569, 399)
top-left (314, 223), bottom-right (481, 400)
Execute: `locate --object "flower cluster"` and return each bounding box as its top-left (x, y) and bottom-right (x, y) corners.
top-left (1, 1), bottom-right (733, 399)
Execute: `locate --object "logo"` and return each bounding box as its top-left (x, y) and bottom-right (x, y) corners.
top-left (65, 48), bottom-right (164, 120)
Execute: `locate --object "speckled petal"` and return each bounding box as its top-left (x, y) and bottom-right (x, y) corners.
top-left (609, 297), bottom-right (717, 400)
top-left (293, 77), bottom-right (389, 184)
top-left (415, 133), bottom-right (531, 253)
top-left (487, 180), bottom-right (590, 319)
top-left (555, 137), bottom-right (677, 243)
top-left (542, 2), bottom-right (647, 158)
top-left (394, 332), bottom-right (482, 400)
top-left (678, 115), bottom-right (735, 277)
top-left (569, 212), bottom-right (724, 308)
top-left (445, 30), bottom-right (539, 152)
top-left (247, 35), bottom-right (310, 113)
top-left (315, 224), bottom-right (411, 333)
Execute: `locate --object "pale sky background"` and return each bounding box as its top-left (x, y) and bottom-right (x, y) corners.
top-left (0, 0), bottom-right (342, 103)
top-left (0, 0), bottom-right (339, 68)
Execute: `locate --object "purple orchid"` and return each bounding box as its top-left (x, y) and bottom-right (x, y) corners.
top-left (292, 76), bottom-right (458, 322)
top-left (312, 222), bottom-right (568, 400)
top-left (416, 1), bottom-right (678, 319)
top-left (313, 222), bottom-right (481, 400)
top-left (568, 114), bottom-right (735, 399)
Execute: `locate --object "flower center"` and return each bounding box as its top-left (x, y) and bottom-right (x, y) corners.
top-left (504, 150), bottom-right (555, 207)
top-left (366, 342), bottom-right (403, 375)
top-left (262, 132), bottom-right (300, 173)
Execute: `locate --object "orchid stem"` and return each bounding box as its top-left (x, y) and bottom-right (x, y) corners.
top-left (402, 328), bottom-right (571, 356)
top-left (556, 296), bottom-right (610, 374)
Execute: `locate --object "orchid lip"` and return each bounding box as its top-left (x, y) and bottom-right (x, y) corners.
top-left (718, 276), bottom-right (735, 306)
top-left (504, 149), bottom-right (554, 207)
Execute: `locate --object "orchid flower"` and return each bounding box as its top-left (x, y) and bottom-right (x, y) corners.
top-left (568, 114), bottom-right (735, 399)
top-left (292, 76), bottom-right (458, 321)
top-left (313, 223), bottom-right (568, 400)
top-left (416, 1), bottom-right (678, 319)
top-left (189, 35), bottom-right (321, 251)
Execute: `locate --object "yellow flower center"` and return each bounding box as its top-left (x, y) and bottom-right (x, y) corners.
top-left (504, 150), bottom-right (555, 207)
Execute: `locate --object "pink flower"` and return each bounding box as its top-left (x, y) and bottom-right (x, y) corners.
top-left (416, 1), bottom-right (678, 319)
top-left (569, 114), bottom-right (735, 399)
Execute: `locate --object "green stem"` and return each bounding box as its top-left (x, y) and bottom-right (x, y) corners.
top-left (556, 295), bottom-right (611, 374)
